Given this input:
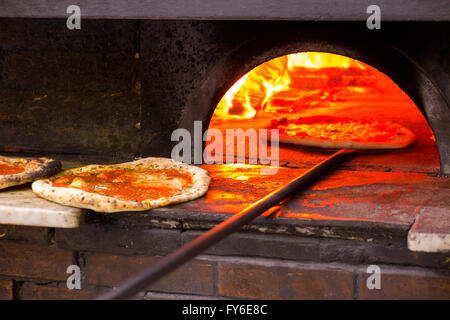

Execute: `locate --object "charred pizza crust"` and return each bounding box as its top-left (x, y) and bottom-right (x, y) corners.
top-left (0, 156), bottom-right (61, 189)
top-left (32, 157), bottom-right (210, 213)
top-left (267, 116), bottom-right (416, 149)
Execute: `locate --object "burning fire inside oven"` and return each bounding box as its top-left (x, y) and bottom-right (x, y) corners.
top-left (215, 52), bottom-right (382, 119)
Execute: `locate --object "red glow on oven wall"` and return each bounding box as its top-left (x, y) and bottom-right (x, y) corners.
top-left (213, 52), bottom-right (404, 119)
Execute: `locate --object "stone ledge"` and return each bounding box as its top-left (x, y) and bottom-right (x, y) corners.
top-left (0, 186), bottom-right (84, 228)
top-left (408, 207), bottom-right (450, 253)
top-left (408, 232), bottom-right (450, 253)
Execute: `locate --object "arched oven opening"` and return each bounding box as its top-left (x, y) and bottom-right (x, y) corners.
top-left (205, 52), bottom-right (440, 173)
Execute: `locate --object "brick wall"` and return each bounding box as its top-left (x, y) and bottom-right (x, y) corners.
top-left (0, 223), bottom-right (449, 300)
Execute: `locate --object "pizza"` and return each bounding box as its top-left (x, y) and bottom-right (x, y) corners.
top-left (0, 156), bottom-right (61, 189)
top-left (266, 115), bottom-right (415, 149)
top-left (32, 157), bottom-right (210, 213)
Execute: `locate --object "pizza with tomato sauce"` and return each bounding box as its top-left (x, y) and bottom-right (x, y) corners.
top-left (0, 156), bottom-right (61, 189)
top-left (267, 116), bottom-right (416, 149)
top-left (32, 157), bottom-right (210, 212)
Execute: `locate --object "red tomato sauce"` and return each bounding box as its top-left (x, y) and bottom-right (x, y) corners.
top-left (53, 168), bottom-right (193, 202)
top-left (0, 163), bottom-right (25, 175)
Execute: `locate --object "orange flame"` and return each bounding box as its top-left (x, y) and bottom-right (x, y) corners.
top-left (215, 52), bottom-right (375, 119)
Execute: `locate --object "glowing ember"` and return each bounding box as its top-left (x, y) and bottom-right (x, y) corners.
top-left (214, 52), bottom-right (381, 119)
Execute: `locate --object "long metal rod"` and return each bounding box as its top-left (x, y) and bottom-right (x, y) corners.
top-left (96, 149), bottom-right (355, 300)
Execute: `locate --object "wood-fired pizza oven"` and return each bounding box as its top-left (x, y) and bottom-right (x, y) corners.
top-left (0, 1), bottom-right (448, 300)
